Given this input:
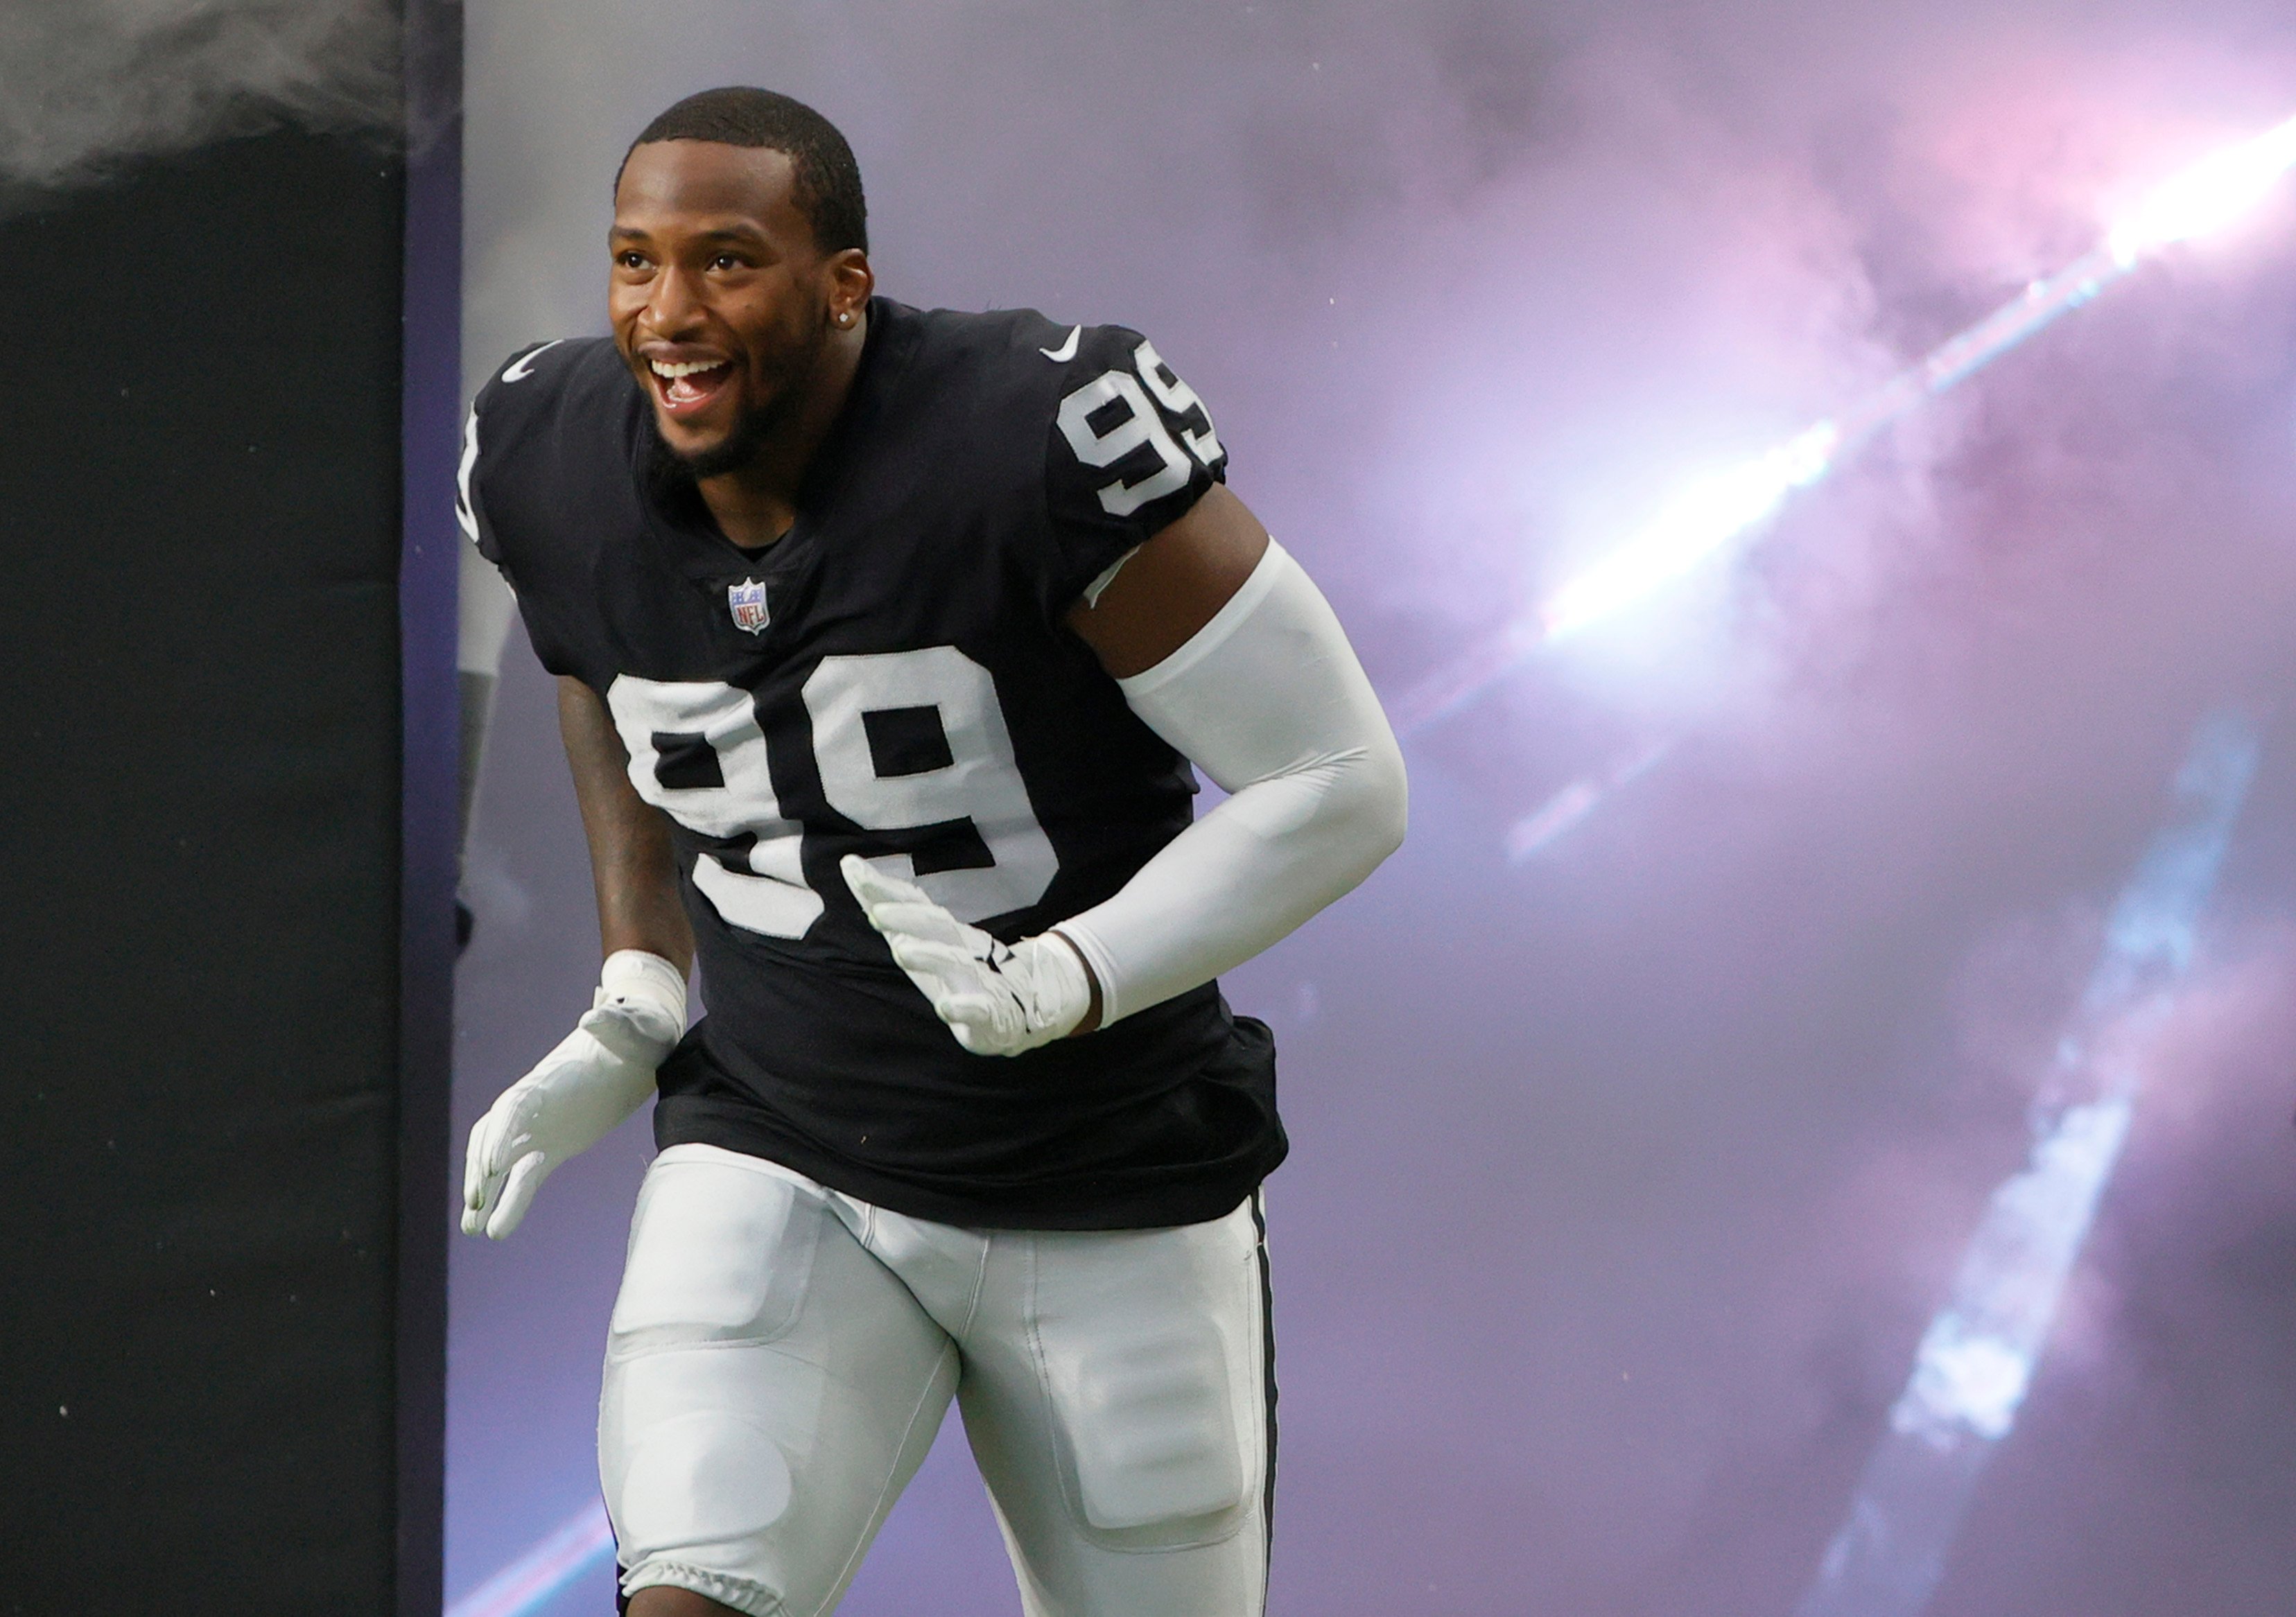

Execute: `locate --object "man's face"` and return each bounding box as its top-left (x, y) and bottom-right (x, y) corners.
top-left (609, 141), bottom-right (837, 475)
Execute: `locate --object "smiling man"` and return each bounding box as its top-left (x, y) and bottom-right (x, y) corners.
top-left (455, 87), bottom-right (1404, 1617)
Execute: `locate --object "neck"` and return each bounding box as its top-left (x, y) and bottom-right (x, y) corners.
top-left (697, 311), bottom-right (868, 550)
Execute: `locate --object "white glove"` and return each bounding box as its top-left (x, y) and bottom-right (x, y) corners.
top-left (460, 950), bottom-right (687, 1239)
top-left (841, 855), bottom-right (1093, 1056)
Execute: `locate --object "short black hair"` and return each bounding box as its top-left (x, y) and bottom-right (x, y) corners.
top-left (619, 87), bottom-right (867, 255)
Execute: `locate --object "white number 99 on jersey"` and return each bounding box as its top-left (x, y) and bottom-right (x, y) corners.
top-left (1056, 340), bottom-right (1225, 518)
top-left (605, 651), bottom-right (1058, 940)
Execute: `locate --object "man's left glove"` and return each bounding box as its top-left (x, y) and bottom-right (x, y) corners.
top-left (460, 949), bottom-right (688, 1239)
top-left (842, 855), bottom-right (1093, 1056)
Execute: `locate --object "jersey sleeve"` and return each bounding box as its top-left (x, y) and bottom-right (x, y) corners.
top-left (1041, 324), bottom-right (1228, 606)
top-left (452, 342), bottom-right (587, 677)
top-left (453, 394), bottom-right (503, 566)
top-left (455, 340), bottom-right (570, 571)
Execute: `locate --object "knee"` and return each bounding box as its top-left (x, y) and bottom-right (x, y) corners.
top-left (602, 1383), bottom-right (802, 1616)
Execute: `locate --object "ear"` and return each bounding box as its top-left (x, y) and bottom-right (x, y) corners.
top-left (826, 248), bottom-right (874, 326)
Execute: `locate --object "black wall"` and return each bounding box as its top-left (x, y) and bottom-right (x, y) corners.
top-left (0, 121), bottom-right (439, 1609)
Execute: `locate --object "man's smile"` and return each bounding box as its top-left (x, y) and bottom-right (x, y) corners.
top-left (643, 351), bottom-right (737, 419)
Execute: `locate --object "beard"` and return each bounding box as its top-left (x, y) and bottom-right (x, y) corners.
top-left (643, 384), bottom-right (781, 488)
top-left (637, 383), bottom-right (790, 530)
top-left (640, 316), bottom-right (831, 482)
top-left (635, 320), bottom-right (835, 523)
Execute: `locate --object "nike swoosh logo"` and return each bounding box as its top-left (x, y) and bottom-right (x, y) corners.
top-left (501, 340), bottom-right (566, 383)
top-left (1039, 326), bottom-right (1080, 362)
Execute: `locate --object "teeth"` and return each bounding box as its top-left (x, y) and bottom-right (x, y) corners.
top-left (650, 358), bottom-right (727, 378)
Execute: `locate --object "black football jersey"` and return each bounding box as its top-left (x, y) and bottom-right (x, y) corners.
top-left (458, 297), bottom-right (1285, 1229)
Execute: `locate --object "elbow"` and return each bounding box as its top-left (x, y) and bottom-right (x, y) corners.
top-left (1325, 735), bottom-right (1407, 887)
top-left (1219, 733), bottom-right (1408, 894)
top-left (1363, 734), bottom-right (1409, 867)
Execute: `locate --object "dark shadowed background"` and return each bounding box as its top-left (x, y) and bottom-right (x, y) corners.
top-left (3, 2), bottom-right (436, 1608)
top-left (446, 3), bottom-right (2296, 1614)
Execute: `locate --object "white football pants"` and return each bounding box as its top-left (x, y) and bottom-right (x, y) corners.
top-left (599, 1143), bottom-right (1274, 1616)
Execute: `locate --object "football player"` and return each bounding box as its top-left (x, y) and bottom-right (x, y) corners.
top-left (457, 87), bottom-right (1405, 1617)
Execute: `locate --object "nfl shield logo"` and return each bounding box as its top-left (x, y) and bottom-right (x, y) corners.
top-left (727, 578), bottom-right (770, 634)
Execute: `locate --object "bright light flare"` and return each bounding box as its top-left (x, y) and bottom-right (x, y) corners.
top-left (2108, 113), bottom-right (2296, 266)
top-left (1388, 110), bottom-right (2296, 740)
top-left (1538, 424), bottom-right (1839, 640)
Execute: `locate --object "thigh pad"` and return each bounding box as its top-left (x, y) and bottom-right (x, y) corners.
top-left (1029, 1207), bottom-right (1264, 1550)
top-left (609, 1145), bottom-right (822, 1354)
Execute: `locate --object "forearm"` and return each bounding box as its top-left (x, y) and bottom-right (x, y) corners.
top-left (845, 531), bottom-right (1402, 1058)
top-left (1055, 542), bottom-right (1406, 1025)
top-left (557, 676), bottom-right (695, 976)
top-left (586, 820), bottom-right (693, 972)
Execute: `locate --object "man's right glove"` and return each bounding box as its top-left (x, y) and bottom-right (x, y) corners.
top-left (460, 949), bottom-right (687, 1239)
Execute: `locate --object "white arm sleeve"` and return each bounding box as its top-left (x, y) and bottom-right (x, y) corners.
top-left (1054, 540), bottom-right (1407, 1026)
